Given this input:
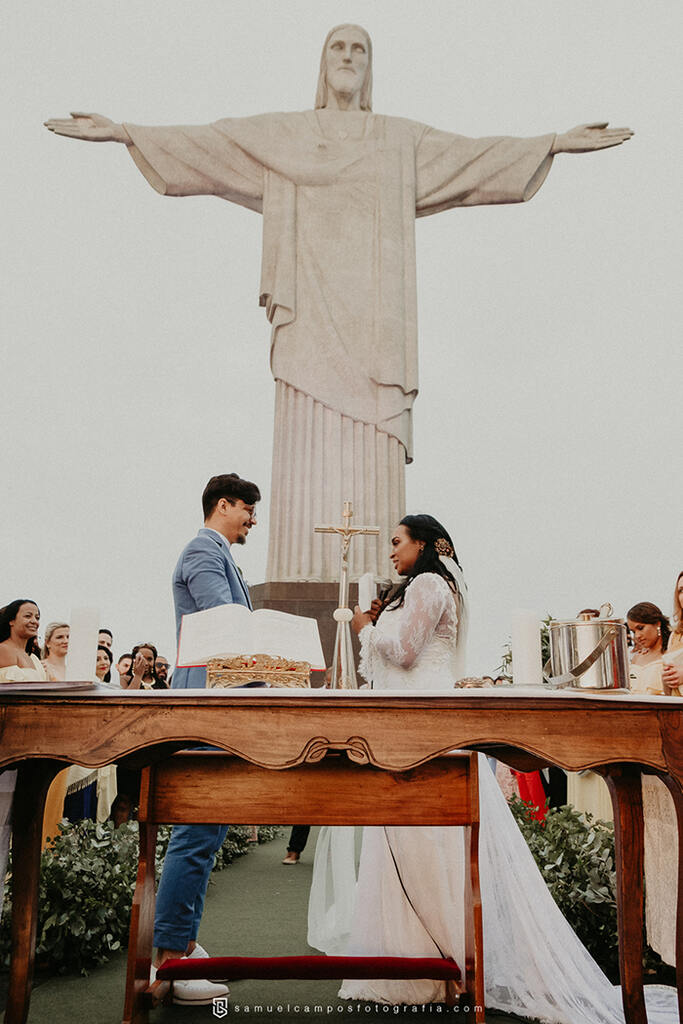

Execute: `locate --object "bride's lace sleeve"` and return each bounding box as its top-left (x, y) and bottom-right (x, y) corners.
top-left (360, 573), bottom-right (455, 672)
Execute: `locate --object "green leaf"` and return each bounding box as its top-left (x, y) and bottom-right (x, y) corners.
top-left (0, 819), bottom-right (281, 973)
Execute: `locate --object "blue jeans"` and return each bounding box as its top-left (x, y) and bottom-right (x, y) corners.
top-left (153, 824), bottom-right (229, 951)
top-left (153, 680), bottom-right (266, 950)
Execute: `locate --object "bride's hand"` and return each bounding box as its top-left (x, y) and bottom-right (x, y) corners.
top-left (351, 606), bottom-right (373, 635)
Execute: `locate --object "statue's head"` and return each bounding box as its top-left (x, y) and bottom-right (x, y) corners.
top-left (315, 24), bottom-right (373, 111)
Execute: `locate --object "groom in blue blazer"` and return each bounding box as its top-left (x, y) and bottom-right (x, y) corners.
top-left (171, 484), bottom-right (256, 689)
top-left (153, 472), bottom-right (260, 1003)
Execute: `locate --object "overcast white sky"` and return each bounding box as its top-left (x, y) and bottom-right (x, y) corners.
top-left (2, 1), bottom-right (681, 674)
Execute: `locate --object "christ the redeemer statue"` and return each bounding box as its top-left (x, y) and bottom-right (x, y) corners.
top-left (46, 24), bottom-right (632, 583)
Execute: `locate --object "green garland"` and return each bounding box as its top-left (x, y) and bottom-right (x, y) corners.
top-left (510, 797), bottom-right (667, 982)
top-left (1, 808), bottom-right (670, 982)
top-left (0, 821), bottom-right (281, 975)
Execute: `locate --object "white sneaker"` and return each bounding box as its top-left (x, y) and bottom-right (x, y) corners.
top-left (188, 943), bottom-right (210, 960)
top-left (188, 942), bottom-right (230, 982)
top-left (149, 958), bottom-right (230, 1005)
top-left (172, 976), bottom-right (230, 1005)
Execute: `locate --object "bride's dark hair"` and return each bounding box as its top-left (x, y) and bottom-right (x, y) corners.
top-left (384, 514), bottom-right (463, 612)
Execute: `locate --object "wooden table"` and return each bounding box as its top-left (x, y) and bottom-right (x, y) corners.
top-left (1, 685), bottom-right (682, 1024)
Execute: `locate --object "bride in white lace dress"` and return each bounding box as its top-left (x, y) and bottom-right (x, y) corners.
top-left (307, 515), bottom-right (677, 1024)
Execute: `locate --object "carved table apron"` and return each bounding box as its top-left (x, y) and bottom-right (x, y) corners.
top-left (1, 687), bottom-right (682, 1024)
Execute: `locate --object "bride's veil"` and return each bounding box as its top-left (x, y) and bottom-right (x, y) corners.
top-left (441, 553), bottom-right (468, 679)
top-left (307, 821), bottom-right (357, 954)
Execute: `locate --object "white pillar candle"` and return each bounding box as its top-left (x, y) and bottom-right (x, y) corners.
top-left (358, 573), bottom-right (377, 613)
top-left (511, 609), bottom-right (543, 687)
top-left (65, 607), bottom-right (100, 681)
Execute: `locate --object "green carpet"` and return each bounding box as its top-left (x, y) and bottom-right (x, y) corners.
top-left (1, 828), bottom-right (523, 1023)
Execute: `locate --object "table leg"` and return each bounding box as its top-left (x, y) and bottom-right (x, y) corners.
top-left (603, 765), bottom-right (647, 1024)
top-left (122, 821), bottom-right (159, 1024)
top-left (658, 774), bottom-right (683, 1023)
top-left (4, 760), bottom-right (61, 1024)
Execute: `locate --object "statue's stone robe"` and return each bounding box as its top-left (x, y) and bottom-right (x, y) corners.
top-left (124, 111), bottom-right (554, 580)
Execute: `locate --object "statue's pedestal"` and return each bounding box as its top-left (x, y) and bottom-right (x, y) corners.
top-left (250, 581), bottom-right (360, 686)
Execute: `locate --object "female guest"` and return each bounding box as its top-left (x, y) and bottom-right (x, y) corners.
top-left (0, 599), bottom-right (48, 919)
top-left (95, 644), bottom-right (117, 686)
top-left (627, 600), bottom-right (681, 970)
top-left (41, 622), bottom-right (69, 680)
top-left (120, 642), bottom-right (163, 689)
top-left (626, 602), bottom-right (675, 694)
top-left (308, 520), bottom-right (676, 1022)
top-left (0, 599), bottom-right (45, 675)
top-left (115, 653), bottom-right (133, 686)
top-left (64, 648), bottom-right (121, 822)
top-left (92, 645), bottom-right (118, 812)
top-left (670, 571), bottom-right (683, 647)
top-left (114, 642), bottom-right (162, 822)
top-left (662, 572), bottom-right (683, 692)
top-left (628, 601), bottom-right (669, 662)
top-left (40, 622), bottom-right (71, 843)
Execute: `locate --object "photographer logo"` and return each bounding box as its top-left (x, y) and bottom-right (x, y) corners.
top-left (212, 995), bottom-right (229, 1018)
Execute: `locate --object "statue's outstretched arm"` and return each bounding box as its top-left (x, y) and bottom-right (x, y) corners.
top-left (551, 122), bottom-right (633, 154)
top-left (44, 112), bottom-right (130, 145)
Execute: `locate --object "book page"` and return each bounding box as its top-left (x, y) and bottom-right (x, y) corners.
top-left (252, 608), bottom-right (326, 668)
top-left (177, 604), bottom-right (251, 667)
top-left (177, 604), bottom-right (325, 669)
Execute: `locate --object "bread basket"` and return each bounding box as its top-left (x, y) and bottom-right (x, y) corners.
top-left (206, 653), bottom-right (311, 689)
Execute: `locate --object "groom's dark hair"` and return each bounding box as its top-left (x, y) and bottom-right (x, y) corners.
top-left (202, 474), bottom-right (261, 519)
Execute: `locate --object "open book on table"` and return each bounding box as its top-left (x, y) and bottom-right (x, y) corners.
top-left (177, 604), bottom-right (326, 670)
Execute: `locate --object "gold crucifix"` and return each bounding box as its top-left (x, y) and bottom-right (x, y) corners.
top-left (315, 500), bottom-right (379, 689)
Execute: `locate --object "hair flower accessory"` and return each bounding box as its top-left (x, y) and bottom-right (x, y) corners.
top-left (434, 537), bottom-right (454, 558)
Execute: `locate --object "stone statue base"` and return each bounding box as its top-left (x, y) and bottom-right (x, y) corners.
top-left (266, 383), bottom-right (405, 582)
top-left (250, 581), bottom-right (361, 685)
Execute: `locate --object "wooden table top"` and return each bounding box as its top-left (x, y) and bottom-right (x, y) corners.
top-left (0, 686), bottom-right (680, 776)
top-left (3, 686), bottom-right (680, 1024)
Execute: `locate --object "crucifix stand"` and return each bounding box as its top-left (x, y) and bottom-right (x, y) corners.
top-left (314, 501), bottom-right (379, 689)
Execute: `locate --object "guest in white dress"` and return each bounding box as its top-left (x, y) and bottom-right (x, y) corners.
top-left (0, 599), bottom-right (44, 677)
top-left (0, 599), bottom-right (49, 919)
top-left (627, 602), bottom-right (674, 694)
top-left (627, 601), bottom-right (682, 970)
top-left (307, 519), bottom-right (677, 1024)
top-left (663, 573), bottom-right (683, 692)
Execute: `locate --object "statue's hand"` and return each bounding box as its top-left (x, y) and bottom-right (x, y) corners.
top-left (43, 112), bottom-right (129, 144)
top-left (552, 122), bottom-right (634, 154)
